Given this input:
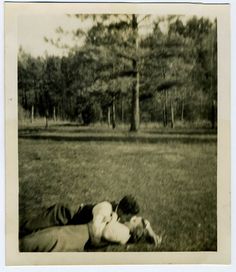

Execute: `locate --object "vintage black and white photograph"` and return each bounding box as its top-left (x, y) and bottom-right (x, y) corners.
top-left (5, 2), bottom-right (230, 265)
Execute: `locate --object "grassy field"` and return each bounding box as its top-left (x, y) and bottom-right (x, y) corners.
top-left (18, 122), bottom-right (217, 251)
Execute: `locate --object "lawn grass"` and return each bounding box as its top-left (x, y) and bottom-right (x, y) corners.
top-left (18, 123), bottom-right (217, 251)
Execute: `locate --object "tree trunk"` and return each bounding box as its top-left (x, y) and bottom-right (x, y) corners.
top-left (31, 105), bottom-right (34, 123)
top-left (162, 106), bottom-right (165, 127)
top-left (181, 100), bottom-right (185, 122)
top-left (99, 107), bottom-right (103, 124)
top-left (107, 106), bottom-right (111, 127)
top-left (57, 105), bottom-right (59, 121)
top-left (22, 89), bottom-right (25, 106)
top-left (163, 104), bottom-right (167, 127)
top-left (170, 100), bottom-right (175, 129)
top-left (24, 89), bottom-right (28, 109)
top-left (211, 99), bottom-right (216, 129)
top-left (111, 96), bottom-right (116, 129)
top-left (45, 109), bottom-right (49, 129)
top-left (130, 14), bottom-right (140, 132)
top-left (53, 106), bottom-right (56, 122)
top-left (121, 96), bottom-right (124, 124)
top-left (130, 71), bottom-right (140, 131)
top-left (163, 90), bottom-right (168, 127)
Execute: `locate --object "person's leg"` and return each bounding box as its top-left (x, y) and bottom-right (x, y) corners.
top-left (19, 227), bottom-right (59, 252)
top-left (20, 225), bottom-right (90, 252)
top-left (20, 203), bottom-right (76, 237)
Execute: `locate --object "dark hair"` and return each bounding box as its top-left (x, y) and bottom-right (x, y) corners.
top-left (118, 195), bottom-right (140, 215)
top-left (128, 218), bottom-right (146, 243)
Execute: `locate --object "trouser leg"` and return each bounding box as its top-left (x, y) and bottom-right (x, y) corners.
top-left (19, 203), bottom-right (75, 237)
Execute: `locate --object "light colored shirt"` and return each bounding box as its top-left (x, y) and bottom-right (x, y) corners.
top-left (103, 212), bottom-right (131, 244)
top-left (91, 201), bottom-right (113, 245)
top-left (91, 202), bottom-right (131, 246)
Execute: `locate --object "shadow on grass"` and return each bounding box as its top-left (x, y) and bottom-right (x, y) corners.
top-left (146, 129), bottom-right (217, 135)
top-left (19, 127), bottom-right (114, 134)
top-left (18, 126), bottom-right (217, 136)
top-left (52, 123), bottom-right (83, 127)
top-left (19, 134), bottom-right (217, 144)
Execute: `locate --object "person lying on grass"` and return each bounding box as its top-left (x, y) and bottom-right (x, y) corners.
top-left (20, 209), bottom-right (162, 252)
top-left (20, 195), bottom-right (140, 245)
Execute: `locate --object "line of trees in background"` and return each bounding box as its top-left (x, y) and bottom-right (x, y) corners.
top-left (18, 15), bottom-right (217, 131)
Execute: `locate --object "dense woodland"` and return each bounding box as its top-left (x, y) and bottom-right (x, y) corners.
top-left (18, 15), bottom-right (217, 131)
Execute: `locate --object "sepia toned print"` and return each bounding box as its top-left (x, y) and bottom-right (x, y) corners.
top-left (5, 3), bottom-right (230, 265)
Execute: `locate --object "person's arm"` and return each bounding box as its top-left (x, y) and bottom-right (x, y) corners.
top-left (102, 212), bottom-right (131, 245)
top-left (90, 201), bottom-right (113, 245)
top-left (144, 219), bottom-right (162, 247)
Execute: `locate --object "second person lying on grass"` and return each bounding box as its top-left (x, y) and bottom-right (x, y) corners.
top-left (20, 194), bottom-right (140, 243)
top-left (20, 202), bottom-right (162, 252)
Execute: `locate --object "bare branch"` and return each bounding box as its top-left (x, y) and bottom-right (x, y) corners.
top-left (115, 52), bottom-right (136, 62)
top-left (124, 14), bottom-right (132, 21)
top-left (137, 15), bottom-right (150, 25)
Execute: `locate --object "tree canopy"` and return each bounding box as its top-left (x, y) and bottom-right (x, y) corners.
top-left (18, 15), bottom-right (217, 129)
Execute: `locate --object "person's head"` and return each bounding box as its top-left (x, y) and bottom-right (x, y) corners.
top-left (127, 216), bottom-right (159, 245)
top-left (117, 195), bottom-right (140, 222)
top-left (127, 216), bottom-right (147, 243)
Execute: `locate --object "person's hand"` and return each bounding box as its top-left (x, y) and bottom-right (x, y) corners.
top-left (154, 234), bottom-right (162, 247)
top-left (144, 219), bottom-right (162, 247)
top-left (110, 212), bottom-right (118, 222)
